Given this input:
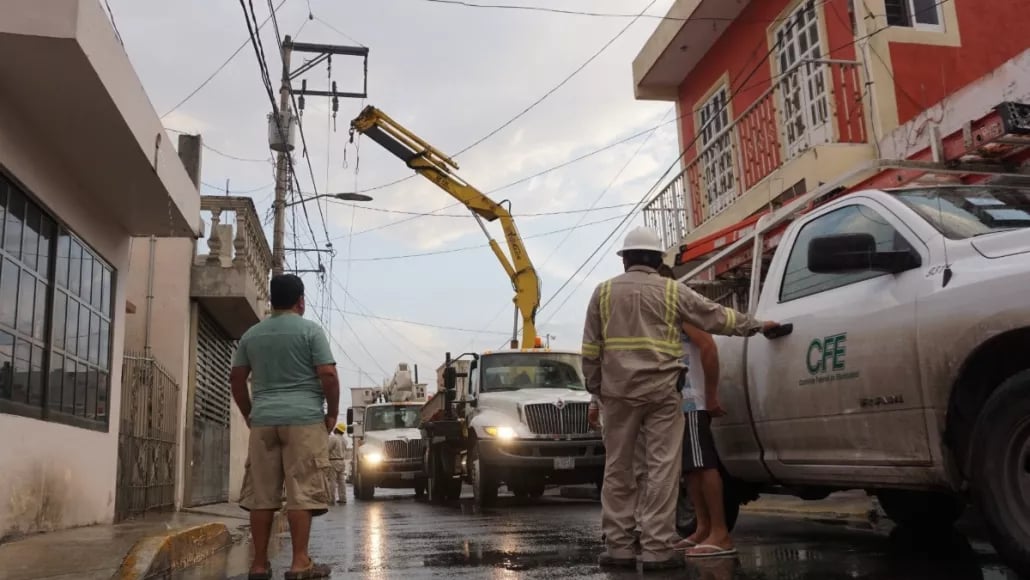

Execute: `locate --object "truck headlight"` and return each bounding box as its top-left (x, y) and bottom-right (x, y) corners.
top-left (363, 451), bottom-right (383, 465)
top-left (484, 426), bottom-right (516, 440)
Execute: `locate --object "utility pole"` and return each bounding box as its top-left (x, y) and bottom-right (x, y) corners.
top-left (271, 37), bottom-right (294, 277)
top-left (269, 36), bottom-right (369, 277)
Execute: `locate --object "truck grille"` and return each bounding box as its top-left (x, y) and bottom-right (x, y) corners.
top-left (523, 402), bottom-right (590, 435)
top-left (383, 439), bottom-right (425, 460)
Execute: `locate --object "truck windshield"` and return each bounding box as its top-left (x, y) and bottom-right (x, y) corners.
top-left (893, 186), bottom-right (1030, 239)
top-left (479, 353), bottom-right (585, 392)
top-left (364, 406), bottom-right (420, 431)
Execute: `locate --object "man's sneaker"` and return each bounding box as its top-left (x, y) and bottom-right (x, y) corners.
top-left (598, 553), bottom-right (636, 569)
top-left (641, 556), bottom-right (685, 571)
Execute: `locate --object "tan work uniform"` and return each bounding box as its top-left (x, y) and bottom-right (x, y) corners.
top-left (327, 433), bottom-right (348, 504)
top-left (582, 265), bottom-right (761, 562)
top-left (591, 394), bottom-right (648, 524)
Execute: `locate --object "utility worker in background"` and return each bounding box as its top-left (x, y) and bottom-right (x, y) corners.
top-left (582, 227), bottom-right (780, 571)
top-left (327, 424), bottom-right (348, 504)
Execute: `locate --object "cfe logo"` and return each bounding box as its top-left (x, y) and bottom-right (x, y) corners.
top-left (807, 333), bottom-right (847, 375)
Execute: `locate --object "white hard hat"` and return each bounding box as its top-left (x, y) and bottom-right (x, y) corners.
top-left (617, 227), bottom-right (664, 256)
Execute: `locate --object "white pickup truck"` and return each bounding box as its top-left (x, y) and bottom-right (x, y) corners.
top-left (693, 184), bottom-right (1030, 575)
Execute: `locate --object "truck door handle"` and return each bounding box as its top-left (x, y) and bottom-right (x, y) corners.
top-left (763, 323), bottom-right (793, 339)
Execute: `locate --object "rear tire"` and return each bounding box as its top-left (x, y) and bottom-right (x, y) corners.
top-left (970, 369), bottom-right (1030, 577)
top-left (876, 490), bottom-right (964, 530)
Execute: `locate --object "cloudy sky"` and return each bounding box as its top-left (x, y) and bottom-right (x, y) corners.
top-left (112, 0), bottom-right (679, 401)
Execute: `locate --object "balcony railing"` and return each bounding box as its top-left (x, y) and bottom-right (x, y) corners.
top-left (190, 196), bottom-right (272, 338)
top-left (644, 59), bottom-right (866, 249)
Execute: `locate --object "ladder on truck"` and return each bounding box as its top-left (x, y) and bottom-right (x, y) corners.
top-left (678, 101), bottom-right (1030, 292)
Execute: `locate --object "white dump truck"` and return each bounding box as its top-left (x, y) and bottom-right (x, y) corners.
top-left (422, 349), bottom-right (604, 506)
top-left (346, 363), bottom-right (429, 500)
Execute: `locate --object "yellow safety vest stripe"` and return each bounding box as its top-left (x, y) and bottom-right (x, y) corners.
top-left (599, 281), bottom-right (612, 339)
top-left (721, 306), bottom-right (737, 335)
top-left (581, 342), bottom-right (601, 357)
top-left (604, 336), bottom-right (684, 356)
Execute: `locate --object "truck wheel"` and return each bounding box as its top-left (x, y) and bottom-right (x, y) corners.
top-left (471, 444), bottom-right (498, 508)
top-left (970, 370), bottom-right (1030, 577)
top-left (675, 478), bottom-right (741, 537)
top-left (876, 490), bottom-right (963, 530)
top-left (354, 464), bottom-right (375, 501)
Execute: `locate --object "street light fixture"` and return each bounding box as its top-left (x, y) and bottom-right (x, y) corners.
top-left (283, 192), bottom-right (374, 207)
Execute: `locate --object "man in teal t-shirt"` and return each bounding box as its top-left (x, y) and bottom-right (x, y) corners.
top-left (230, 274), bottom-right (338, 580)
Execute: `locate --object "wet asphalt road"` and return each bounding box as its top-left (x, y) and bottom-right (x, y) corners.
top-left (179, 489), bottom-right (1022, 580)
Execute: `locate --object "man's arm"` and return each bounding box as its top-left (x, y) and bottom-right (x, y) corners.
top-left (581, 285), bottom-right (604, 395)
top-left (229, 340), bottom-right (253, 426)
top-left (310, 324), bottom-right (340, 432)
top-left (230, 366), bottom-right (252, 427)
top-left (676, 282), bottom-right (778, 337)
top-left (682, 323), bottom-right (722, 415)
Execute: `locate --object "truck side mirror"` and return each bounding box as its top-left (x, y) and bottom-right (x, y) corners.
top-left (808, 233), bottom-right (920, 275)
top-left (346, 408), bottom-right (354, 425)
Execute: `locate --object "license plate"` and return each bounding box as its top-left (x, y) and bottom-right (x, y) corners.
top-left (401, 472), bottom-right (415, 480)
top-left (554, 457), bottom-right (575, 470)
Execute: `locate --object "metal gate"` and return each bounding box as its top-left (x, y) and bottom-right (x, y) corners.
top-left (115, 353), bottom-right (180, 521)
top-left (188, 309), bottom-right (235, 506)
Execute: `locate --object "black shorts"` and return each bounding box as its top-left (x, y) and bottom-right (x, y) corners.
top-left (683, 411), bottom-right (718, 472)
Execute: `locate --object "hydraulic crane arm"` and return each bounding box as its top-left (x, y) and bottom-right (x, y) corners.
top-left (351, 106), bottom-right (541, 349)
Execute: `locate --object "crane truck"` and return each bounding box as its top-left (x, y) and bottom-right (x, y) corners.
top-left (351, 107), bottom-right (604, 506)
top-left (346, 363), bottom-right (429, 500)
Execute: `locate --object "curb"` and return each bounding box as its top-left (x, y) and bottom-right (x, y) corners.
top-left (112, 522), bottom-right (232, 580)
top-left (741, 502), bottom-right (876, 524)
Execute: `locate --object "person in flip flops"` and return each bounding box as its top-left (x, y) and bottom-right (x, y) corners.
top-left (231, 274), bottom-right (338, 579)
top-left (674, 313), bottom-right (736, 559)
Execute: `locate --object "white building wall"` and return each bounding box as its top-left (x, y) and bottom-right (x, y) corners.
top-left (0, 101), bottom-right (131, 537)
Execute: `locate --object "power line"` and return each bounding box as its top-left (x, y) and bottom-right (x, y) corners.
top-left (349, 0), bottom-right (659, 196)
top-left (163, 127), bottom-right (273, 164)
top-left (200, 181), bottom-right (274, 194)
top-left (326, 199), bottom-right (637, 218)
top-left (413, 0), bottom-right (812, 23)
top-left (331, 213), bottom-right (625, 258)
top-left (453, 0), bottom-right (658, 157)
top-left (329, 309), bottom-right (511, 336)
top-left (161, 0), bottom-right (288, 119)
top-left (103, 0), bottom-right (124, 46)
top-left (313, 15), bottom-right (367, 47)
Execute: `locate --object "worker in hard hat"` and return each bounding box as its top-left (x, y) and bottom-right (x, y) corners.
top-left (582, 226), bottom-right (780, 571)
top-left (327, 423), bottom-right (348, 504)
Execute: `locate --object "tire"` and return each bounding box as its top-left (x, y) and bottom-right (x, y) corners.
top-left (414, 479), bottom-right (427, 500)
top-left (675, 476), bottom-right (741, 537)
top-left (970, 369), bottom-right (1030, 577)
top-left (471, 443), bottom-right (498, 508)
top-left (876, 490), bottom-right (964, 530)
top-left (354, 464), bottom-right (375, 501)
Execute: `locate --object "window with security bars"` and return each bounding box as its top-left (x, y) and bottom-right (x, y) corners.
top-left (885, 0), bottom-right (942, 28)
top-left (776, 0), bottom-right (831, 159)
top-left (0, 174), bottom-right (114, 430)
top-left (697, 87), bottom-right (737, 218)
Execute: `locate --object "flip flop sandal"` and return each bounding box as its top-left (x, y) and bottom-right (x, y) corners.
top-left (247, 561), bottom-right (272, 580)
top-left (685, 544), bottom-right (738, 559)
top-left (284, 562), bottom-right (332, 579)
top-left (674, 539), bottom-right (698, 550)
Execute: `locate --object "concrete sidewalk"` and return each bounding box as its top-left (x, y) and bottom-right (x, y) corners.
top-left (0, 503), bottom-right (258, 580)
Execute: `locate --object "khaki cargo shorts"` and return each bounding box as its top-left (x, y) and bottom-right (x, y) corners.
top-left (240, 422), bottom-right (331, 515)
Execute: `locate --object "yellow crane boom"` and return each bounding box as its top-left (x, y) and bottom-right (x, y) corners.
top-left (350, 106), bottom-right (541, 349)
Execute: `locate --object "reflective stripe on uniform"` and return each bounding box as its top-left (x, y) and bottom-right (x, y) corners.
top-left (721, 306), bottom-right (737, 334)
top-left (581, 342), bottom-right (601, 358)
top-left (665, 279), bottom-right (680, 342)
top-left (604, 336), bottom-right (683, 357)
top-left (599, 281), bottom-right (613, 339)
